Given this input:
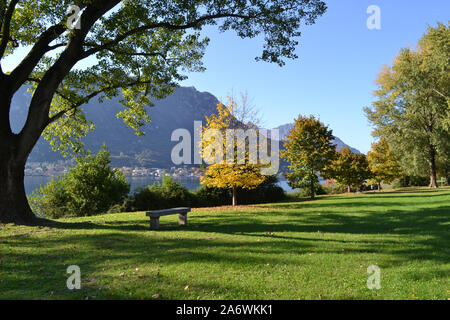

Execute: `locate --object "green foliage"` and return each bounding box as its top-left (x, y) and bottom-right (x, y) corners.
top-left (28, 146), bottom-right (130, 218)
top-left (322, 183), bottom-right (348, 195)
top-left (364, 22), bottom-right (450, 186)
top-left (131, 176), bottom-right (194, 211)
top-left (3, 0), bottom-right (327, 157)
top-left (323, 147), bottom-right (371, 191)
top-left (130, 175), bottom-right (285, 210)
top-left (293, 183), bottom-right (326, 198)
top-left (281, 115), bottom-right (336, 199)
top-left (393, 175), bottom-right (430, 188)
top-left (367, 137), bottom-right (402, 186)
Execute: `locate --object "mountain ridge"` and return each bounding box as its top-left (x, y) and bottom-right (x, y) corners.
top-left (11, 87), bottom-right (361, 167)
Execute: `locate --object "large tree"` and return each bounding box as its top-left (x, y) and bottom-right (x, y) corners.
top-left (0, 0), bottom-right (326, 224)
top-left (364, 22), bottom-right (450, 188)
top-left (281, 115), bottom-right (336, 200)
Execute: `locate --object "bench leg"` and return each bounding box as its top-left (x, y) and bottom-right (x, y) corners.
top-left (178, 213), bottom-right (187, 226)
top-left (150, 217), bottom-right (160, 230)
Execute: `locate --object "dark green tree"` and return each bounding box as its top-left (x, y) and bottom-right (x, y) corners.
top-left (281, 115), bottom-right (336, 200)
top-left (364, 22), bottom-right (450, 188)
top-left (0, 0), bottom-right (326, 224)
top-left (323, 147), bottom-right (371, 193)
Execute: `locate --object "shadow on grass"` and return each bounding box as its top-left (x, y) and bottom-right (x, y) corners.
top-left (2, 188), bottom-right (448, 299)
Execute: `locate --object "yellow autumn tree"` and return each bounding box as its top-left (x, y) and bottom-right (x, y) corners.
top-left (367, 137), bottom-right (402, 190)
top-left (200, 96), bottom-right (266, 206)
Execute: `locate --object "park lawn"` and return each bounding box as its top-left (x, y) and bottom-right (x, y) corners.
top-left (0, 187), bottom-right (448, 300)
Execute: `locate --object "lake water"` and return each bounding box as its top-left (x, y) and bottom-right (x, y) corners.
top-left (24, 176), bottom-right (294, 195)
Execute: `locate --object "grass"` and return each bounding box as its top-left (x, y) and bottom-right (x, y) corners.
top-left (0, 187), bottom-right (449, 300)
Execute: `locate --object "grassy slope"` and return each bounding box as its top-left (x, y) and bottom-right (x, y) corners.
top-left (0, 187), bottom-right (449, 300)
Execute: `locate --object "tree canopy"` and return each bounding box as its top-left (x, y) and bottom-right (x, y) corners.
top-left (281, 115), bottom-right (336, 200)
top-left (364, 22), bottom-right (450, 188)
top-left (367, 137), bottom-right (401, 189)
top-left (323, 147), bottom-right (371, 193)
top-left (200, 96), bottom-right (266, 206)
top-left (0, 0), bottom-right (327, 224)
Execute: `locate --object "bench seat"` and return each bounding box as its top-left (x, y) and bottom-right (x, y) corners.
top-left (146, 207), bottom-right (191, 229)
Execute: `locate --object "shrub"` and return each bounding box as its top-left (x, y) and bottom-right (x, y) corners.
top-left (322, 183), bottom-right (347, 195)
top-left (194, 175), bottom-right (286, 207)
top-left (28, 146), bottom-right (130, 218)
top-left (130, 175), bottom-right (286, 210)
top-left (293, 183), bottom-right (326, 198)
top-left (394, 175), bottom-right (430, 188)
top-left (131, 176), bottom-right (194, 211)
top-left (193, 184), bottom-right (231, 207)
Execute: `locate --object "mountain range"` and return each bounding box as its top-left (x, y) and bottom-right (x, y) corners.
top-left (11, 86), bottom-right (360, 168)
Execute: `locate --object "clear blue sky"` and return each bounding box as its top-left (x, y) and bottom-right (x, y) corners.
top-left (180, 0), bottom-right (450, 153)
top-left (3, 1), bottom-right (449, 154)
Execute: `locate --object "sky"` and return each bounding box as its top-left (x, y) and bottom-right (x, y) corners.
top-left (2, 0), bottom-right (449, 154)
top-left (179, 0), bottom-right (450, 153)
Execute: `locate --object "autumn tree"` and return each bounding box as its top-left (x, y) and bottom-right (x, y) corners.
top-left (367, 137), bottom-right (402, 190)
top-left (364, 22), bottom-right (450, 189)
top-left (200, 96), bottom-right (266, 206)
top-left (281, 115), bottom-right (336, 200)
top-left (0, 0), bottom-right (327, 224)
top-left (324, 147), bottom-right (371, 193)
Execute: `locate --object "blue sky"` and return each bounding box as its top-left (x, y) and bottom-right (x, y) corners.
top-left (3, 1), bottom-right (449, 154)
top-left (180, 0), bottom-right (450, 153)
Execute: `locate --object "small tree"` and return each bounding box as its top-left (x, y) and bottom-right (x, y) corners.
top-left (200, 96), bottom-right (266, 206)
top-left (324, 147), bottom-right (371, 193)
top-left (29, 146), bottom-right (129, 218)
top-left (281, 115), bottom-right (336, 200)
top-left (367, 137), bottom-right (402, 190)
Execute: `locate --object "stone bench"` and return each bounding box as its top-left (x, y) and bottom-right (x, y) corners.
top-left (146, 207), bottom-right (191, 230)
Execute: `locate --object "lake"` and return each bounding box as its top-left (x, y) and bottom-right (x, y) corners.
top-left (24, 176), bottom-right (295, 195)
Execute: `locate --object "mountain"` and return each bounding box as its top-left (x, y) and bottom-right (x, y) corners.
top-left (274, 123), bottom-right (361, 154)
top-left (11, 87), bottom-right (361, 168)
top-left (11, 86), bottom-right (220, 167)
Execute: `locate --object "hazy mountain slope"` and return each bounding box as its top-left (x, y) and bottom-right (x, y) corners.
top-left (275, 123), bottom-right (361, 154)
top-left (10, 87), bottom-right (361, 168)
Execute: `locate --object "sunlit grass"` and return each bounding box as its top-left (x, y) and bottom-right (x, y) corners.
top-left (0, 187), bottom-right (449, 300)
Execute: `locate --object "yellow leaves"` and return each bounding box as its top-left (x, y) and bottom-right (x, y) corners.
top-left (201, 163), bottom-right (266, 190)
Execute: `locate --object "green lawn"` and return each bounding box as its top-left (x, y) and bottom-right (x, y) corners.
top-left (1, 187), bottom-right (449, 300)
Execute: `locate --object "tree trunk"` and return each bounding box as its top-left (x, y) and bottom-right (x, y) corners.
top-left (310, 180), bottom-right (315, 200)
top-left (444, 165), bottom-right (450, 186)
top-left (232, 187), bottom-right (237, 206)
top-left (377, 182), bottom-right (382, 191)
top-left (347, 185), bottom-right (351, 193)
top-left (428, 145), bottom-right (438, 188)
top-left (0, 149), bottom-right (36, 224)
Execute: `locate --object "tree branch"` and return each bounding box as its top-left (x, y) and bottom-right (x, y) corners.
top-left (0, 0), bottom-right (19, 59)
top-left (81, 12), bottom-right (253, 59)
top-left (47, 79), bottom-right (154, 125)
